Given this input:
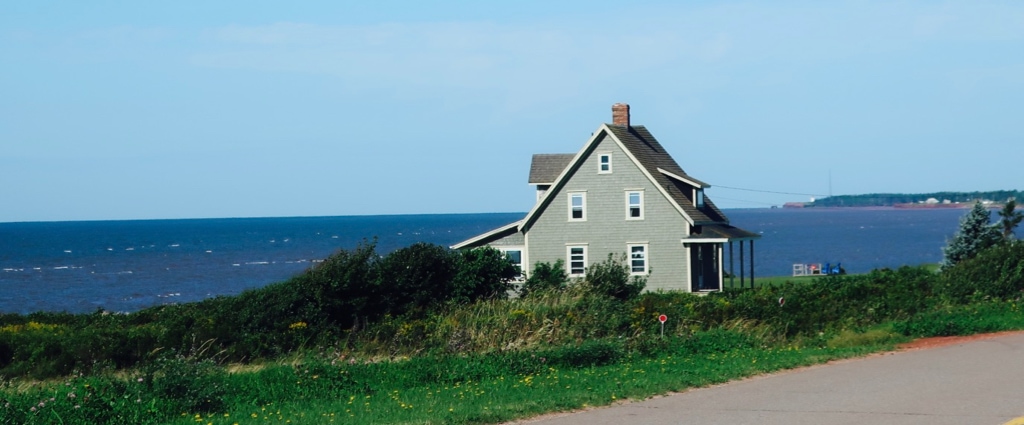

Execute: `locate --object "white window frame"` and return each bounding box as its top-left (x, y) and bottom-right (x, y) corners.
top-left (598, 153), bottom-right (612, 174)
top-left (628, 243), bottom-right (649, 275)
top-left (500, 247), bottom-right (525, 281)
top-left (568, 192), bottom-right (587, 221)
top-left (625, 190), bottom-right (644, 220)
top-left (567, 244), bottom-right (588, 277)
top-left (696, 188), bottom-right (705, 208)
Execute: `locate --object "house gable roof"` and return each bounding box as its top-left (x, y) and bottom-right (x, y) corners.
top-left (519, 123), bottom-right (730, 232)
top-left (528, 154), bottom-right (575, 185)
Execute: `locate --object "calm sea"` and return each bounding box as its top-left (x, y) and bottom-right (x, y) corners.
top-left (0, 208), bottom-right (969, 314)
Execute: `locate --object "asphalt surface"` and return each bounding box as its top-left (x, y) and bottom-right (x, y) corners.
top-left (518, 333), bottom-right (1024, 425)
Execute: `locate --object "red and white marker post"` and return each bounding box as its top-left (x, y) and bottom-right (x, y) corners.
top-left (658, 314), bottom-right (667, 338)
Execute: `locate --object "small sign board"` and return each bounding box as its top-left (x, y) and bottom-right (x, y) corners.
top-left (658, 314), bottom-right (667, 323)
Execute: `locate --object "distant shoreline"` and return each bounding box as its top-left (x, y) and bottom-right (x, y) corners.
top-left (783, 203), bottom-right (1003, 210)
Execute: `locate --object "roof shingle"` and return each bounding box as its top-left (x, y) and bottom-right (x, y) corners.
top-left (605, 124), bottom-right (728, 225)
top-left (528, 153), bottom-right (575, 184)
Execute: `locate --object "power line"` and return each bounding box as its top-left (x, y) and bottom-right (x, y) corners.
top-left (712, 185), bottom-right (827, 198)
top-left (710, 195), bottom-right (779, 206)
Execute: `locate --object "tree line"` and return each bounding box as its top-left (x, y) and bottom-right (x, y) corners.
top-left (809, 190), bottom-right (1024, 207)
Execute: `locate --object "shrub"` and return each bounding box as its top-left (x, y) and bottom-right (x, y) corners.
top-left (519, 260), bottom-right (568, 297)
top-left (143, 355), bottom-right (228, 415)
top-left (584, 254), bottom-right (646, 301)
top-left (451, 247), bottom-right (519, 304)
top-left (939, 241), bottom-right (1024, 302)
top-left (374, 242), bottom-right (458, 317)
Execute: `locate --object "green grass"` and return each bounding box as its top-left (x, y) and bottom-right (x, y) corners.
top-left (3, 253), bottom-right (1021, 425)
top-left (159, 344), bottom-right (887, 425)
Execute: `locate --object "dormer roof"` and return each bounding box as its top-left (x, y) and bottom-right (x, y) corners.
top-left (528, 154), bottom-right (575, 185)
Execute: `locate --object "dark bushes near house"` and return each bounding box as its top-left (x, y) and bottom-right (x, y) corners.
top-left (520, 254), bottom-right (645, 301)
top-left (0, 241), bottom-right (520, 379)
top-left (584, 253), bottom-right (646, 301)
top-left (519, 260), bottom-right (568, 297)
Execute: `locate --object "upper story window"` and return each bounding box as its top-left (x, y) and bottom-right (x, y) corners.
top-left (569, 192), bottom-right (587, 221)
top-left (696, 189), bottom-right (705, 208)
top-left (598, 153), bottom-right (612, 174)
top-left (567, 245), bottom-right (587, 276)
top-left (626, 190), bottom-right (644, 220)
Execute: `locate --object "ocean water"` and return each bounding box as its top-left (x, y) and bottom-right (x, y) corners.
top-left (0, 208), bottom-right (969, 314)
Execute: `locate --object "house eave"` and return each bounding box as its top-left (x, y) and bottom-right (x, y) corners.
top-left (451, 220), bottom-right (523, 249)
top-left (658, 168), bottom-right (709, 189)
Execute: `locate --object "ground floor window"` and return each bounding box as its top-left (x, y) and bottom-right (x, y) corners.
top-left (628, 244), bottom-right (648, 274)
top-left (567, 245), bottom-right (587, 276)
top-left (502, 249), bottom-right (523, 279)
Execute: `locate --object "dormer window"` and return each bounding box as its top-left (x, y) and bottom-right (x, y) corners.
top-left (696, 189), bottom-right (705, 208)
top-left (598, 153), bottom-right (612, 174)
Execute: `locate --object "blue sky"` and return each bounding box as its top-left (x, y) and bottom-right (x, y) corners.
top-left (3, 1), bottom-right (1023, 222)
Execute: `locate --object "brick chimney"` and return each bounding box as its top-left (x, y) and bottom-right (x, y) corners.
top-left (612, 103), bottom-right (630, 127)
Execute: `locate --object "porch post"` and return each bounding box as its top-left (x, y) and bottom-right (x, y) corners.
top-left (750, 240), bottom-right (755, 289)
top-left (729, 241), bottom-right (735, 289)
top-left (739, 240), bottom-right (745, 288)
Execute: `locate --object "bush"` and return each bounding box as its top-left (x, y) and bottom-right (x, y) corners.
top-left (893, 302), bottom-right (1024, 337)
top-left (939, 241), bottom-right (1024, 302)
top-left (584, 254), bottom-right (646, 301)
top-left (375, 242), bottom-right (459, 317)
top-left (451, 247), bottom-right (519, 304)
top-left (519, 260), bottom-right (568, 297)
top-left (143, 355), bottom-right (228, 415)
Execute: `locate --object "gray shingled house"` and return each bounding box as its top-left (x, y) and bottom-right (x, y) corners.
top-left (452, 104), bottom-right (760, 292)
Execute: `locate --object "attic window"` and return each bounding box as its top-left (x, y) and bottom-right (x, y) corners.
top-left (696, 189), bottom-right (705, 208)
top-left (598, 154), bottom-right (612, 174)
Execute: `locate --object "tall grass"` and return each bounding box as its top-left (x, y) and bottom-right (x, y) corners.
top-left (3, 241), bottom-right (1024, 424)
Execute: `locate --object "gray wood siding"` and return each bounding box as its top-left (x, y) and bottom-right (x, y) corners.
top-left (488, 232), bottom-right (524, 246)
top-left (525, 133), bottom-right (692, 292)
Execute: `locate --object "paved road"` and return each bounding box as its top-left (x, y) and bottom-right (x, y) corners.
top-left (520, 333), bottom-right (1024, 425)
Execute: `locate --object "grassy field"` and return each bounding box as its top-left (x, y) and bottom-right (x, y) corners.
top-left (2, 241), bottom-right (1020, 425)
top-left (164, 343), bottom-right (891, 425)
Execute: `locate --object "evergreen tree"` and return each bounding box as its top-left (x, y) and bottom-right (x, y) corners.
top-left (998, 199), bottom-right (1023, 240)
top-left (942, 201), bottom-right (1002, 269)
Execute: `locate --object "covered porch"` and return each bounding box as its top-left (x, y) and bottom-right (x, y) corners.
top-left (683, 224), bottom-right (761, 291)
